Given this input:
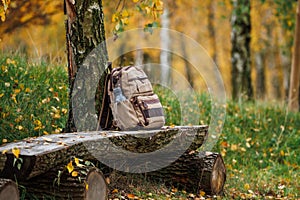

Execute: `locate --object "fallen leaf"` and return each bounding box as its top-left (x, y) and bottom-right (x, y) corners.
top-left (127, 194), bottom-right (135, 199)
top-left (66, 161), bottom-right (74, 173)
top-left (199, 190), bottom-right (206, 196)
top-left (71, 171), bottom-right (78, 177)
top-left (12, 147), bottom-right (20, 158)
top-left (2, 149), bottom-right (8, 154)
top-left (112, 188), bottom-right (118, 193)
top-left (244, 183), bottom-right (250, 190)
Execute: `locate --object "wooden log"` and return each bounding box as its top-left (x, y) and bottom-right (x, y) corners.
top-left (147, 152), bottom-right (226, 195)
top-left (21, 164), bottom-right (107, 200)
top-left (0, 178), bottom-right (19, 200)
top-left (0, 126), bottom-right (208, 181)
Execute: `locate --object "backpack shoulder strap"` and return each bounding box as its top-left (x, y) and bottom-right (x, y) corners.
top-left (97, 62), bottom-right (113, 130)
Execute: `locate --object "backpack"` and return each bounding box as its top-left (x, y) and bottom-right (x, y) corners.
top-left (99, 63), bottom-right (165, 131)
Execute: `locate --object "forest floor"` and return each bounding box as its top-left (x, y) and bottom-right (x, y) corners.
top-left (0, 56), bottom-right (299, 199)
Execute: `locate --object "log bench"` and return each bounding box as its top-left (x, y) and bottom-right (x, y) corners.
top-left (0, 125), bottom-right (226, 199)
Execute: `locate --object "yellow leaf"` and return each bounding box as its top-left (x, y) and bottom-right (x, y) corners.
top-left (62, 108), bottom-right (68, 114)
top-left (43, 131), bottom-right (49, 135)
top-left (34, 120), bottom-right (42, 126)
top-left (127, 194), bottom-right (135, 199)
top-left (52, 113), bottom-right (61, 119)
top-left (112, 13), bottom-right (118, 22)
top-left (199, 190), bottom-right (206, 196)
top-left (19, 84), bottom-right (24, 90)
top-left (132, 0), bottom-right (139, 2)
top-left (71, 171), bottom-right (78, 177)
top-left (121, 10), bottom-right (129, 17)
top-left (0, 93), bottom-right (4, 98)
top-left (230, 144), bottom-right (238, 151)
top-left (85, 181), bottom-right (89, 190)
top-left (244, 183), bottom-right (250, 190)
top-left (12, 147), bottom-right (20, 159)
top-left (280, 150), bottom-right (285, 156)
top-left (2, 139), bottom-right (7, 143)
top-left (14, 89), bottom-right (21, 94)
top-left (112, 188), bottom-right (118, 193)
top-left (66, 161), bottom-right (74, 173)
top-left (2, 149), bottom-right (8, 154)
top-left (145, 6), bottom-right (151, 14)
top-left (25, 88), bottom-right (31, 93)
top-left (74, 157), bottom-right (80, 166)
top-left (16, 125), bottom-right (23, 131)
top-left (0, 13), bottom-right (5, 22)
top-left (121, 17), bottom-right (129, 25)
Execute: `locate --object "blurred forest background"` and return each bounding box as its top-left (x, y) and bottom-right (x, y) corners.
top-left (0, 0), bottom-right (298, 102)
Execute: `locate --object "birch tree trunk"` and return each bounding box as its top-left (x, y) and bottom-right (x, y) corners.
top-left (160, 4), bottom-right (171, 85)
top-left (288, 1), bottom-right (300, 112)
top-left (64, 0), bottom-right (108, 132)
top-left (231, 0), bottom-right (253, 100)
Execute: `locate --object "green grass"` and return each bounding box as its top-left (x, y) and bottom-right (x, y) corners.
top-left (0, 55), bottom-right (299, 199)
top-left (0, 55), bottom-right (68, 143)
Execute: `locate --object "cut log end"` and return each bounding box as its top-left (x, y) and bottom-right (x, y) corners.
top-left (199, 152), bottom-right (226, 195)
top-left (0, 178), bottom-right (19, 200)
top-left (85, 168), bottom-right (108, 200)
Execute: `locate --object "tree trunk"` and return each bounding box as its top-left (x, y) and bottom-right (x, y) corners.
top-left (207, 0), bottom-right (218, 66)
top-left (0, 178), bottom-right (19, 200)
top-left (180, 34), bottom-right (194, 88)
top-left (255, 52), bottom-right (265, 99)
top-left (0, 126), bottom-right (208, 181)
top-left (64, 0), bottom-right (109, 132)
top-left (147, 152), bottom-right (226, 195)
top-left (288, 1), bottom-right (300, 112)
top-left (231, 0), bottom-right (253, 100)
top-left (160, 4), bottom-right (171, 85)
top-left (21, 166), bottom-right (108, 200)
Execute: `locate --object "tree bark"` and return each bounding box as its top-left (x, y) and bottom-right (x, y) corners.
top-left (22, 166), bottom-right (107, 200)
top-left (231, 0), bottom-right (253, 100)
top-left (0, 178), bottom-right (19, 200)
top-left (207, 1), bottom-right (218, 66)
top-left (288, 1), bottom-right (300, 112)
top-left (64, 0), bottom-right (109, 132)
top-left (0, 126), bottom-right (208, 181)
top-left (255, 52), bottom-right (265, 99)
top-left (147, 152), bottom-right (226, 195)
top-left (180, 35), bottom-right (194, 88)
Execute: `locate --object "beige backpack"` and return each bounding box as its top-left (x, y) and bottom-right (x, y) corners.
top-left (105, 65), bottom-right (165, 130)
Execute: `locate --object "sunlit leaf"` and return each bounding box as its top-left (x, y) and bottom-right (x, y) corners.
top-left (2, 149), bottom-right (8, 154)
top-left (127, 194), bottom-right (135, 199)
top-left (199, 190), bottom-right (205, 196)
top-left (66, 161), bottom-right (74, 173)
top-left (71, 171), bottom-right (78, 177)
top-left (112, 188), bottom-right (118, 193)
top-left (12, 147), bottom-right (20, 158)
top-left (84, 181), bottom-right (89, 190)
top-left (74, 157), bottom-right (80, 166)
top-left (244, 183), bottom-right (250, 190)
